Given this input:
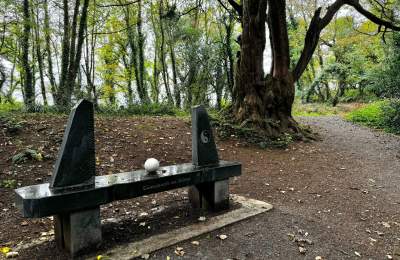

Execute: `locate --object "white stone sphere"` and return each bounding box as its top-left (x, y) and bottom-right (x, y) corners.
top-left (144, 158), bottom-right (160, 173)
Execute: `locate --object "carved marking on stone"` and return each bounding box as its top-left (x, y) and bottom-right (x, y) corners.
top-left (191, 105), bottom-right (219, 166)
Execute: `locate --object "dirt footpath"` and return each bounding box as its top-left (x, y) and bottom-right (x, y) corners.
top-left (1, 115), bottom-right (399, 259)
top-left (153, 116), bottom-right (400, 260)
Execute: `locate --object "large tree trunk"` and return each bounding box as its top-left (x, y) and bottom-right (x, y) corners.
top-left (22, 0), bottom-right (34, 110)
top-left (229, 0), bottom-right (400, 136)
top-left (233, 0), bottom-right (297, 136)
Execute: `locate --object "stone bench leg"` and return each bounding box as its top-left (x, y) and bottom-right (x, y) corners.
top-left (189, 179), bottom-right (229, 211)
top-left (54, 207), bottom-right (102, 256)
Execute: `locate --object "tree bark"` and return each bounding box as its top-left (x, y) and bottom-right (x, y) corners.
top-left (57, 0), bottom-right (89, 108)
top-left (44, 0), bottom-right (57, 100)
top-left (159, 1), bottom-right (174, 104)
top-left (22, 0), bottom-right (34, 110)
top-left (67, 0), bottom-right (89, 102)
top-left (0, 63), bottom-right (5, 102)
top-left (149, 3), bottom-right (160, 103)
top-left (58, 0), bottom-right (70, 107)
top-left (228, 0), bottom-right (400, 136)
top-left (123, 3), bottom-right (144, 104)
top-left (223, 15), bottom-right (235, 96)
top-left (234, 0), bottom-right (297, 136)
top-left (169, 42), bottom-right (180, 107)
top-left (33, 4), bottom-right (47, 106)
top-left (136, 0), bottom-right (150, 103)
top-left (63, 0), bottom-right (81, 103)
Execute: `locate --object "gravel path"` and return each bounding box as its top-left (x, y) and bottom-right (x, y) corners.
top-left (153, 116), bottom-right (400, 260)
top-left (304, 116), bottom-right (400, 202)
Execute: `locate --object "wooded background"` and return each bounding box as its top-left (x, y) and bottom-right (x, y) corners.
top-left (0, 0), bottom-right (399, 135)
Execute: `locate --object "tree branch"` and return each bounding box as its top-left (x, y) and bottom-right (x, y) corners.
top-left (347, 0), bottom-right (400, 31)
top-left (226, 0), bottom-right (242, 16)
top-left (96, 0), bottom-right (139, 8)
top-left (292, 0), bottom-right (400, 82)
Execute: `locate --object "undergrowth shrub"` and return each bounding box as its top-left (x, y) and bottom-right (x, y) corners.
top-left (99, 103), bottom-right (181, 116)
top-left (345, 100), bottom-right (386, 128)
top-left (339, 89), bottom-right (378, 103)
top-left (346, 99), bottom-right (400, 134)
top-left (0, 102), bottom-right (23, 113)
top-left (381, 99), bottom-right (400, 134)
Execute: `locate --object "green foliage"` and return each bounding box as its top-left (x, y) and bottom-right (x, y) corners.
top-left (296, 16), bottom-right (383, 105)
top-left (293, 101), bottom-right (340, 116)
top-left (98, 103), bottom-right (186, 117)
top-left (339, 89), bottom-right (378, 103)
top-left (12, 149), bottom-right (43, 164)
top-left (0, 102), bottom-right (23, 113)
top-left (347, 99), bottom-right (400, 134)
top-left (346, 101), bottom-right (385, 127)
top-left (1, 179), bottom-right (17, 189)
top-left (366, 33), bottom-right (400, 98)
top-left (380, 99), bottom-right (400, 134)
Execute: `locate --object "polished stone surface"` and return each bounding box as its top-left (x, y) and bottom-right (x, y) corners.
top-left (191, 105), bottom-right (219, 166)
top-left (15, 161), bottom-right (241, 217)
top-left (50, 99), bottom-right (95, 190)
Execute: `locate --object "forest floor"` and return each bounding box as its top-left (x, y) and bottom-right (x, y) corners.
top-left (0, 113), bottom-right (400, 259)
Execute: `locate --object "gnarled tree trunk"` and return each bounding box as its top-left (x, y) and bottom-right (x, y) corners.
top-left (230, 0), bottom-right (400, 136)
top-left (233, 0), bottom-right (297, 136)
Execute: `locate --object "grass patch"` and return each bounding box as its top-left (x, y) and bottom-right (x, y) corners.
top-left (293, 102), bottom-right (340, 116)
top-left (345, 100), bottom-right (387, 128)
top-left (345, 99), bottom-right (400, 134)
top-left (0, 102), bottom-right (23, 113)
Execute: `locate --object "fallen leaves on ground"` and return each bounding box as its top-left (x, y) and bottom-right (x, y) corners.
top-left (174, 247), bottom-right (185, 256)
top-left (1, 247), bottom-right (10, 255)
top-left (5, 251), bottom-right (19, 258)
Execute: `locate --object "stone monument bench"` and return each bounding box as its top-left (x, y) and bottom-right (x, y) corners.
top-left (14, 100), bottom-right (241, 256)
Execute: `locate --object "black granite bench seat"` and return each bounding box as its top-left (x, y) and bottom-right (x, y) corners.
top-left (16, 160), bottom-right (241, 218)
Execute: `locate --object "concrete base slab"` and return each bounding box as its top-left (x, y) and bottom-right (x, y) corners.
top-left (98, 195), bottom-right (273, 260)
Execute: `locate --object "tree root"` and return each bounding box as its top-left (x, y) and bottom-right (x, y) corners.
top-left (212, 107), bottom-right (319, 149)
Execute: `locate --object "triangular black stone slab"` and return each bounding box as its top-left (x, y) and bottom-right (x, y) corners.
top-left (191, 105), bottom-right (219, 167)
top-left (50, 99), bottom-right (95, 190)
